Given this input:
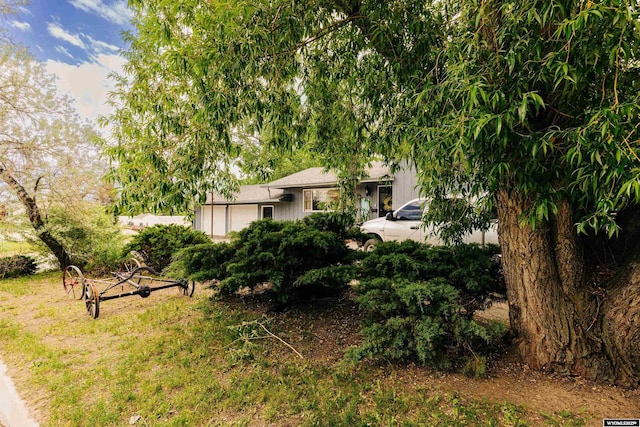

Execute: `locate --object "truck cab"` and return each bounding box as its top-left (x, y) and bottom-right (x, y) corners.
top-left (360, 198), bottom-right (498, 251)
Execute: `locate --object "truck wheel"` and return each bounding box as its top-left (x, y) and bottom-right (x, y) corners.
top-left (363, 238), bottom-right (380, 252)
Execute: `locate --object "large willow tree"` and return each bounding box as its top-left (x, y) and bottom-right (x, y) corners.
top-left (107, 0), bottom-right (640, 386)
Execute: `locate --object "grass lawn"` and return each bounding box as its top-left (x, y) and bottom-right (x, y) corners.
top-left (0, 272), bottom-right (637, 426)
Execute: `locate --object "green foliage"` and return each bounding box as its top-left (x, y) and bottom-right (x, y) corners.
top-left (351, 241), bottom-right (505, 368)
top-left (302, 210), bottom-right (368, 244)
top-left (0, 254), bottom-right (36, 278)
top-left (109, 0), bottom-right (640, 237)
top-left (409, 0), bottom-right (640, 236)
top-left (221, 218), bottom-right (353, 303)
top-left (169, 214), bottom-right (355, 303)
top-left (463, 356), bottom-right (487, 379)
top-left (302, 211), bottom-right (354, 238)
top-left (34, 205), bottom-right (124, 274)
top-left (0, 41), bottom-right (106, 269)
top-left (239, 145), bottom-right (322, 185)
top-left (123, 224), bottom-right (210, 273)
top-left (104, 1), bottom-right (393, 215)
top-left (106, 1), bottom-right (640, 380)
top-left (166, 242), bottom-right (238, 282)
top-left (359, 240), bottom-right (503, 304)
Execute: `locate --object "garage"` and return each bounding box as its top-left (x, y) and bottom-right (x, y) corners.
top-left (200, 205), bottom-right (228, 236)
top-left (195, 185), bottom-right (286, 236)
top-left (229, 205), bottom-right (258, 232)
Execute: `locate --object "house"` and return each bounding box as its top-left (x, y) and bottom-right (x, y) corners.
top-left (194, 161), bottom-right (420, 237)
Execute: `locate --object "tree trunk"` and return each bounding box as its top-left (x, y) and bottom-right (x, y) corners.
top-left (496, 188), bottom-right (640, 387)
top-left (0, 168), bottom-right (72, 269)
top-left (602, 256), bottom-right (640, 387)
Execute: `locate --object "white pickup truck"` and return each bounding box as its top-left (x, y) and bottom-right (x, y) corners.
top-left (360, 198), bottom-right (498, 251)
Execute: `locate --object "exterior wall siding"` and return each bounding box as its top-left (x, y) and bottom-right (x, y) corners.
top-left (194, 209), bottom-right (202, 232)
top-left (273, 190), bottom-right (302, 221)
top-left (391, 162), bottom-right (420, 209)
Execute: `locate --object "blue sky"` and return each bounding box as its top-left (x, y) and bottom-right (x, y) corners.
top-left (5, 0), bottom-right (133, 124)
top-left (8, 0), bottom-right (132, 65)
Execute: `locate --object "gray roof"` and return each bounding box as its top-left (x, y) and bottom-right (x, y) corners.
top-left (209, 185), bottom-right (285, 205)
top-left (265, 161), bottom-right (392, 189)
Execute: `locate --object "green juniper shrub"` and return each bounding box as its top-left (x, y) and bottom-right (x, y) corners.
top-left (293, 264), bottom-right (356, 291)
top-left (303, 211), bottom-right (369, 244)
top-left (0, 255), bottom-right (37, 278)
top-left (166, 241), bottom-right (238, 282)
top-left (218, 217), bottom-right (354, 304)
top-left (302, 211), bottom-right (351, 237)
top-left (350, 240), bottom-right (506, 369)
top-left (123, 224), bottom-right (210, 273)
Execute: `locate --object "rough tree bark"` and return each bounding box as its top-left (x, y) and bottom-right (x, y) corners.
top-left (497, 188), bottom-right (640, 387)
top-left (0, 167), bottom-right (72, 269)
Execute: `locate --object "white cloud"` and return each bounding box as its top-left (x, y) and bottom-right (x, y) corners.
top-left (55, 45), bottom-right (75, 60)
top-left (45, 54), bottom-right (127, 127)
top-left (85, 34), bottom-right (120, 55)
top-left (9, 20), bottom-right (31, 31)
top-left (47, 22), bottom-right (86, 49)
top-left (69, 0), bottom-right (132, 26)
top-left (17, 6), bottom-right (32, 16)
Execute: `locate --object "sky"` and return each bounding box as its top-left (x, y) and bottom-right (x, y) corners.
top-left (6, 0), bottom-right (133, 125)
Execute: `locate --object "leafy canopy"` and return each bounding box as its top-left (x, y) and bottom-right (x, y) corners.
top-left (107, 0), bottom-right (640, 235)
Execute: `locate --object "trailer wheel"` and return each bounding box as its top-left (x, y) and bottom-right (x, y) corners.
top-left (85, 283), bottom-right (100, 319)
top-left (63, 265), bottom-right (85, 300)
top-left (119, 257), bottom-right (141, 274)
top-left (180, 280), bottom-right (195, 297)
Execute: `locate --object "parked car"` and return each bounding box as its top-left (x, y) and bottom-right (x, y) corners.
top-left (360, 198), bottom-right (498, 251)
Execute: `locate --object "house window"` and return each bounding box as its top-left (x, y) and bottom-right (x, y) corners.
top-left (303, 188), bottom-right (340, 212)
top-left (262, 205), bottom-right (274, 219)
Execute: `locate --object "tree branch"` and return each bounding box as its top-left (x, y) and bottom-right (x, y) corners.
top-left (273, 14), bottom-right (363, 57)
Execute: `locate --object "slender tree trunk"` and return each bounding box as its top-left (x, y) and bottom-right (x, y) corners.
top-left (0, 167), bottom-right (72, 269)
top-left (496, 188), bottom-right (639, 387)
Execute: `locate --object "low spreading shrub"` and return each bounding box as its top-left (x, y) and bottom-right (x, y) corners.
top-left (167, 215), bottom-right (507, 371)
top-left (123, 224), bottom-right (210, 272)
top-left (167, 242), bottom-right (238, 282)
top-left (302, 211), bottom-right (370, 245)
top-left (350, 240), bottom-right (506, 369)
top-left (222, 219), bottom-right (355, 303)
top-left (168, 215), bottom-right (358, 304)
top-left (0, 255), bottom-right (37, 278)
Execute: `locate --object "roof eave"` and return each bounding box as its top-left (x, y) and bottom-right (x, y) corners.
top-left (210, 199), bottom-right (282, 205)
top-left (265, 177), bottom-right (393, 189)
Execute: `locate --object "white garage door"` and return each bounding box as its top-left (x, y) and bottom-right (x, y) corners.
top-left (213, 206), bottom-right (227, 236)
top-left (200, 206), bottom-right (213, 236)
top-left (229, 205), bottom-right (258, 232)
top-left (200, 206), bottom-right (229, 236)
